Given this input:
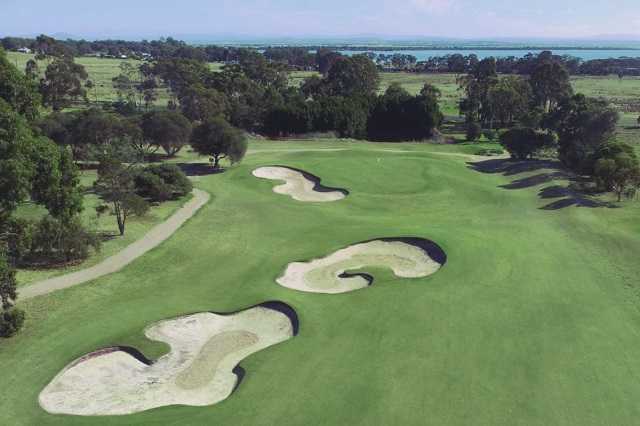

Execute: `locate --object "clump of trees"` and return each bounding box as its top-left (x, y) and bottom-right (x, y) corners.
top-left (455, 52), bottom-right (639, 201)
top-left (0, 46), bottom-right (98, 336)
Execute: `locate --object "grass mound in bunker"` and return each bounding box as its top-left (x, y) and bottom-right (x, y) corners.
top-left (277, 238), bottom-right (446, 294)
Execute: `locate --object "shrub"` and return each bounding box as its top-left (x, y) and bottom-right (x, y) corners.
top-left (465, 123), bottom-right (482, 141)
top-left (134, 163), bottom-right (192, 201)
top-left (0, 308), bottom-right (25, 337)
top-left (499, 127), bottom-right (555, 159)
top-left (482, 129), bottom-right (496, 141)
top-left (31, 215), bottom-right (100, 263)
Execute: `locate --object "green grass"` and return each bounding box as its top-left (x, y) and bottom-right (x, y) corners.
top-left (3, 140), bottom-right (640, 424)
top-left (14, 149), bottom-right (199, 286)
top-left (7, 51), bottom-right (638, 145)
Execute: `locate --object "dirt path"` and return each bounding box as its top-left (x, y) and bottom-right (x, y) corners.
top-left (19, 189), bottom-right (210, 301)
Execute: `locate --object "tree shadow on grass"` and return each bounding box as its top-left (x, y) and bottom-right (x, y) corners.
top-left (500, 172), bottom-right (567, 190)
top-left (537, 185), bottom-right (610, 210)
top-left (177, 163), bottom-right (226, 177)
top-left (467, 158), bottom-right (565, 176)
top-left (467, 158), bottom-right (613, 210)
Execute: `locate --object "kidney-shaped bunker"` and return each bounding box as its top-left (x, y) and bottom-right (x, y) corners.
top-left (277, 237), bottom-right (446, 294)
top-left (39, 302), bottom-right (298, 416)
top-left (252, 166), bottom-right (348, 202)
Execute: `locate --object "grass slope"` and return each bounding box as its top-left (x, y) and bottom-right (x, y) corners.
top-left (2, 141), bottom-right (640, 425)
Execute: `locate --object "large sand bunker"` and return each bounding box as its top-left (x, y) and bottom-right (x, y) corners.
top-left (252, 166), bottom-right (348, 202)
top-left (39, 302), bottom-right (298, 416)
top-left (277, 238), bottom-right (446, 294)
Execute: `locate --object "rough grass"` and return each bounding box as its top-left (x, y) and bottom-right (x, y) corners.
top-left (15, 157), bottom-right (196, 286)
top-left (7, 51), bottom-right (638, 145)
top-left (3, 140), bottom-right (640, 425)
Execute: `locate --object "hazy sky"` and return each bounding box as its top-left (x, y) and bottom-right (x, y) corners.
top-left (1, 0), bottom-right (639, 39)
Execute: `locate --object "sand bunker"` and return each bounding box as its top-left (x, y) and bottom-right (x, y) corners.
top-left (252, 166), bottom-right (347, 202)
top-left (39, 303), bottom-right (297, 416)
top-left (277, 238), bottom-right (446, 294)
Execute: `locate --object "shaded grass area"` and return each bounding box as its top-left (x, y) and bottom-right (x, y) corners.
top-left (2, 140), bottom-right (640, 424)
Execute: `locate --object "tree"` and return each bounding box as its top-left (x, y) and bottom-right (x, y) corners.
top-left (31, 215), bottom-right (100, 263)
top-left (0, 100), bottom-right (38, 219)
top-left (93, 158), bottom-right (149, 235)
top-left (212, 71), bottom-right (264, 129)
top-left (316, 49), bottom-right (342, 75)
top-left (39, 55), bottom-right (89, 111)
top-left (465, 122), bottom-right (482, 141)
top-left (0, 245), bottom-right (18, 311)
top-left (547, 94), bottom-right (618, 171)
top-left (595, 154), bottom-right (640, 201)
top-left (111, 62), bottom-right (138, 105)
top-left (0, 47), bottom-right (41, 121)
top-left (0, 244), bottom-right (24, 337)
top-left (486, 76), bottom-right (531, 127)
top-left (499, 127), bottom-right (556, 159)
top-left (154, 57), bottom-right (213, 95)
top-left (529, 60), bottom-right (572, 111)
top-left (178, 83), bottom-right (228, 122)
top-left (133, 163), bottom-right (192, 201)
top-left (367, 84), bottom-right (442, 141)
top-left (139, 110), bottom-right (192, 157)
top-left (28, 136), bottom-right (84, 220)
top-left (459, 57), bottom-right (498, 123)
top-left (190, 118), bottom-right (247, 169)
top-left (325, 54), bottom-right (380, 97)
top-left (446, 53), bottom-right (468, 83)
top-left (67, 108), bottom-right (136, 162)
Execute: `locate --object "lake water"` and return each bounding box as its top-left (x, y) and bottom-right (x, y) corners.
top-left (337, 49), bottom-right (640, 61)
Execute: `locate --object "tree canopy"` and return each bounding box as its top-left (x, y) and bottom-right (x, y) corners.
top-left (190, 117), bottom-right (247, 169)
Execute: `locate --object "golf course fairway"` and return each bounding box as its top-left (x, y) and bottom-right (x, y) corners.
top-left (3, 140), bottom-right (640, 425)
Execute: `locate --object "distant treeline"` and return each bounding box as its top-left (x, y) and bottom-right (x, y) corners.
top-left (2, 35), bottom-right (640, 76)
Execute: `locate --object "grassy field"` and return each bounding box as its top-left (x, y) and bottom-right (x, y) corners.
top-left (7, 52), bottom-right (639, 141)
top-left (2, 140), bottom-right (640, 424)
top-left (14, 147), bottom-right (202, 286)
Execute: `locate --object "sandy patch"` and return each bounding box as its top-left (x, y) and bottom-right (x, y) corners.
top-left (277, 238), bottom-right (446, 294)
top-left (252, 166), bottom-right (347, 202)
top-left (39, 304), bottom-right (296, 416)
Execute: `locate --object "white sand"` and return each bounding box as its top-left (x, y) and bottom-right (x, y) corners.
top-left (277, 240), bottom-right (442, 294)
top-left (39, 306), bottom-right (294, 416)
top-left (252, 166), bottom-right (346, 202)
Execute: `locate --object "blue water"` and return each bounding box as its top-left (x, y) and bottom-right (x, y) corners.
top-left (338, 49), bottom-right (640, 61)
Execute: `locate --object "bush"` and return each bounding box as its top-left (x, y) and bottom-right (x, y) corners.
top-left (482, 129), bottom-right (496, 141)
top-left (134, 171), bottom-right (172, 201)
top-left (31, 215), bottom-right (100, 263)
top-left (465, 123), bottom-right (482, 141)
top-left (499, 127), bottom-right (555, 159)
top-left (0, 308), bottom-right (25, 337)
top-left (134, 163), bottom-right (192, 201)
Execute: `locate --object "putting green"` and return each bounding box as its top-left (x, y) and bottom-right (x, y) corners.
top-left (38, 304), bottom-right (297, 416)
top-left (277, 238), bottom-right (445, 293)
top-left (252, 166), bottom-right (347, 202)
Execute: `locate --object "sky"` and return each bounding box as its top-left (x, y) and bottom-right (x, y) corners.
top-left (1, 0), bottom-right (640, 40)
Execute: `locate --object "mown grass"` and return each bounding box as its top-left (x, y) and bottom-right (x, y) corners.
top-left (3, 140), bottom-right (640, 425)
